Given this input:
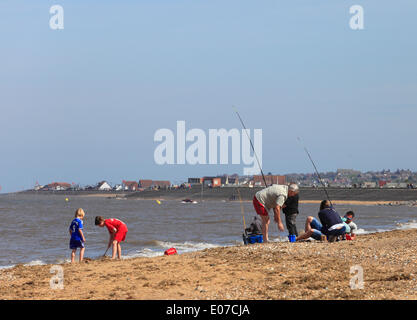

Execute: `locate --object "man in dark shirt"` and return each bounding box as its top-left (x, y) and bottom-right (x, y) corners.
top-left (296, 200), bottom-right (346, 242)
top-left (282, 184), bottom-right (300, 236)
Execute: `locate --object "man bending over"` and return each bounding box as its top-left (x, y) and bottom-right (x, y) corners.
top-left (252, 184), bottom-right (299, 242)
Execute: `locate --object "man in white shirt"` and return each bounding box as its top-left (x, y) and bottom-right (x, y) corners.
top-left (252, 184), bottom-right (299, 242)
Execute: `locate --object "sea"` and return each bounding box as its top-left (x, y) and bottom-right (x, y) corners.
top-left (0, 193), bottom-right (417, 269)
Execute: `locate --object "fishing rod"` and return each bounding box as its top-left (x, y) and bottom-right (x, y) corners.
top-left (233, 107), bottom-right (268, 188)
top-left (236, 188), bottom-right (250, 245)
top-left (236, 188), bottom-right (247, 232)
top-left (297, 137), bottom-right (333, 208)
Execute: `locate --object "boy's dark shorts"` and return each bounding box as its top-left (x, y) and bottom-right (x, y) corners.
top-left (69, 239), bottom-right (84, 250)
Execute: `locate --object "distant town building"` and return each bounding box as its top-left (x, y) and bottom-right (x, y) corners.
top-left (219, 176), bottom-right (229, 185)
top-left (362, 182), bottom-right (377, 188)
top-left (203, 177), bottom-right (221, 187)
top-left (337, 169), bottom-right (361, 176)
top-left (139, 180), bottom-right (153, 189)
top-left (378, 181), bottom-right (387, 188)
top-left (123, 181), bottom-right (139, 191)
top-left (138, 180), bottom-right (171, 189)
top-left (44, 182), bottom-right (71, 191)
top-left (384, 182), bottom-right (398, 188)
top-left (113, 184), bottom-right (123, 191)
top-left (253, 175), bottom-right (286, 186)
top-left (188, 178), bottom-right (203, 185)
top-left (227, 177), bottom-right (239, 185)
top-left (96, 181), bottom-right (112, 191)
top-left (152, 181), bottom-right (171, 188)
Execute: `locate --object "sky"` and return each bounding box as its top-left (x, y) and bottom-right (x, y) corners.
top-left (0, 1), bottom-right (416, 193)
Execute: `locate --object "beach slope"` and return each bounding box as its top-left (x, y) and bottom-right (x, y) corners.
top-left (1, 229), bottom-right (417, 300)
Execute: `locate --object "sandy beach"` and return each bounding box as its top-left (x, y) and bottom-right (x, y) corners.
top-left (1, 229), bottom-right (417, 300)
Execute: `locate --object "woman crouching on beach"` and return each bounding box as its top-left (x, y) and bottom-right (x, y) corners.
top-left (95, 216), bottom-right (128, 259)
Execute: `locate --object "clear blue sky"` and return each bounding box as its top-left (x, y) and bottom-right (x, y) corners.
top-left (0, 1), bottom-right (416, 193)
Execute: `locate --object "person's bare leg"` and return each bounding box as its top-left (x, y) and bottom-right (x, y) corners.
top-left (297, 217), bottom-right (315, 241)
top-left (71, 249), bottom-right (76, 263)
top-left (261, 215), bottom-right (270, 242)
top-left (111, 240), bottom-right (118, 259)
top-left (117, 243), bottom-right (122, 259)
top-left (296, 230), bottom-right (313, 241)
top-left (79, 247), bottom-right (85, 262)
top-left (304, 216), bottom-right (314, 233)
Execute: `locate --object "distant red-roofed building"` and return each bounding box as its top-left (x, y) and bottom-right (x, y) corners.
top-left (139, 180), bottom-right (153, 189)
top-left (378, 180), bottom-right (387, 188)
top-left (45, 182), bottom-right (71, 191)
top-left (139, 180), bottom-right (171, 189)
top-left (152, 181), bottom-right (171, 188)
top-left (253, 175), bottom-right (286, 186)
top-left (123, 181), bottom-right (139, 191)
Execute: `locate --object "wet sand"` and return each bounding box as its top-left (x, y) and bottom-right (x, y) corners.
top-left (1, 229), bottom-right (417, 300)
top-left (299, 200), bottom-right (394, 205)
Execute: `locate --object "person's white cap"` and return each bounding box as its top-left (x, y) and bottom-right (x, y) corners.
top-left (289, 183), bottom-right (299, 192)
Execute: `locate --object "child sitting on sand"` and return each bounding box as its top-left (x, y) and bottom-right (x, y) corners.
top-left (69, 208), bottom-right (86, 263)
top-left (95, 216), bottom-right (128, 259)
top-left (342, 211), bottom-right (358, 240)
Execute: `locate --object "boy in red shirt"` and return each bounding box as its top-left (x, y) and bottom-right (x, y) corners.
top-left (95, 216), bottom-right (128, 259)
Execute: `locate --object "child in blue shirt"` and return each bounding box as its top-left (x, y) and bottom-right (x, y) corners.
top-left (69, 208), bottom-right (86, 263)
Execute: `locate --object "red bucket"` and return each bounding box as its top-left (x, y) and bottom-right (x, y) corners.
top-left (164, 247), bottom-right (177, 255)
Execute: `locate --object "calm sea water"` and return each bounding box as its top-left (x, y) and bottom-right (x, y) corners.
top-left (1, 193), bottom-right (417, 268)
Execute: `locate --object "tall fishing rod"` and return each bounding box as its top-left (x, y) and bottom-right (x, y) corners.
top-left (237, 188), bottom-right (250, 245)
top-left (297, 137), bottom-right (333, 208)
top-left (233, 107), bottom-right (268, 188)
top-left (236, 188), bottom-right (247, 232)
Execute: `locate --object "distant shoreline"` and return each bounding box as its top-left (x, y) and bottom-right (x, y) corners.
top-left (18, 187), bottom-right (417, 205)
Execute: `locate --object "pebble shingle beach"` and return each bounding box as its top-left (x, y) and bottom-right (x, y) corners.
top-left (1, 229), bottom-right (417, 300)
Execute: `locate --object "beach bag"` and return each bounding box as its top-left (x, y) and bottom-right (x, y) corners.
top-left (164, 247), bottom-right (177, 255)
top-left (245, 216), bottom-right (263, 235)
